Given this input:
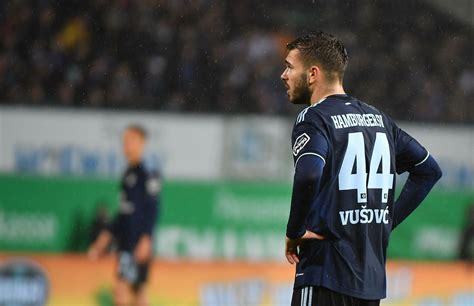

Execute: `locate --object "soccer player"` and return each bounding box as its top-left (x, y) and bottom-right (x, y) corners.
top-left (88, 124), bottom-right (160, 306)
top-left (281, 31), bottom-right (442, 306)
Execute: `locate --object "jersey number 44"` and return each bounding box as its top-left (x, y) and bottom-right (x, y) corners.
top-left (338, 132), bottom-right (394, 204)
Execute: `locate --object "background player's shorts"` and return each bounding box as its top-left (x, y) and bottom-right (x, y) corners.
top-left (117, 251), bottom-right (150, 290)
top-left (291, 286), bottom-right (380, 306)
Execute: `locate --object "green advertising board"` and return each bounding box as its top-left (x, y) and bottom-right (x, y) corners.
top-left (0, 174), bottom-right (472, 260)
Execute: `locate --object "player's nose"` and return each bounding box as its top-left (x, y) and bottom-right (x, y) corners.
top-left (281, 69), bottom-right (288, 81)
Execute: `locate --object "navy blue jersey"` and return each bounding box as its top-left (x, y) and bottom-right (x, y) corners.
top-left (110, 163), bottom-right (160, 252)
top-left (290, 94), bottom-right (429, 299)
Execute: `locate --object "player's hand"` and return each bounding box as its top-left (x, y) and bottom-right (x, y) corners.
top-left (285, 230), bottom-right (325, 265)
top-left (285, 236), bottom-right (300, 264)
top-left (87, 231), bottom-right (112, 261)
top-left (134, 235), bottom-right (152, 264)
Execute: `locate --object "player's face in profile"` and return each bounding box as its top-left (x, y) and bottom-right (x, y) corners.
top-left (122, 129), bottom-right (145, 165)
top-left (281, 49), bottom-right (312, 105)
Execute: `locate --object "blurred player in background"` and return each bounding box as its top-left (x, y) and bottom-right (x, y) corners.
top-left (88, 124), bottom-right (160, 306)
top-left (281, 31), bottom-right (442, 305)
top-left (458, 203), bottom-right (474, 267)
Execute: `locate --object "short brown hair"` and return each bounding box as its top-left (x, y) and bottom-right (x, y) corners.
top-left (287, 31), bottom-right (348, 82)
top-left (125, 124), bottom-right (148, 139)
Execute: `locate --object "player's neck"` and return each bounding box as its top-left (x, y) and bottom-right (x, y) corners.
top-left (128, 159), bottom-right (142, 168)
top-left (310, 83), bottom-right (345, 106)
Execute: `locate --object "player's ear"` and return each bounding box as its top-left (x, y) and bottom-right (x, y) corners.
top-left (307, 65), bottom-right (321, 85)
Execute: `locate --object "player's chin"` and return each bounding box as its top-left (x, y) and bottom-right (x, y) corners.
top-left (289, 96), bottom-right (306, 105)
top-left (287, 93), bottom-right (297, 104)
top-left (286, 93), bottom-right (293, 103)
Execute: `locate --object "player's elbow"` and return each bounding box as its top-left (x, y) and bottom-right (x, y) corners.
top-left (433, 164), bottom-right (442, 182)
top-left (414, 155), bottom-right (442, 183)
top-left (428, 156), bottom-right (442, 182)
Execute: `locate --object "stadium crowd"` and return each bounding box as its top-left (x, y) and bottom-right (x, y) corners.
top-left (0, 0), bottom-right (472, 122)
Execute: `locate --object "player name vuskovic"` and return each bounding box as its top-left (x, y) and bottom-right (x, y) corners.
top-left (331, 113), bottom-right (384, 129)
top-left (339, 206), bottom-right (390, 226)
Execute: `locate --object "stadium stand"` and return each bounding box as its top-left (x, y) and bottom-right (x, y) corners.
top-left (0, 0), bottom-right (472, 122)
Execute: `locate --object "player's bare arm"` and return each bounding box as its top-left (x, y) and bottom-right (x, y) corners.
top-left (88, 230), bottom-right (113, 260)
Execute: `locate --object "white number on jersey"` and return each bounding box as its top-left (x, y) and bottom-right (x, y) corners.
top-left (338, 132), bottom-right (394, 203)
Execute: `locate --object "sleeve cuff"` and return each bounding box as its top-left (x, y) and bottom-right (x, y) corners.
top-left (286, 226), bottom-right (306, 240)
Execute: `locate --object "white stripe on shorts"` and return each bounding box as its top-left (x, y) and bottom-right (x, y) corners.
top-left (308, 287), bottom-right (313, 306)
top-left (301, 287), bottom-right (306, 306)
top-left (301, 286), bottom-right (314, 306)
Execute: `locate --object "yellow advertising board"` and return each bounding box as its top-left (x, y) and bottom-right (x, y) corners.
top-left (0, 254), bottom-right (472, 306)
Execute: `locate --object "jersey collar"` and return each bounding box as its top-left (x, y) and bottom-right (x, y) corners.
top-left (310, 94), bottom-right (350, 106)
top-left (327, 94), bottom-right (350, 100)
top-left (311, 97), bottom-right (328, 107)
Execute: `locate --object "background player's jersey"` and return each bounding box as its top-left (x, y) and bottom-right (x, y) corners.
top-left (291, 94), bottom-right (429, 299)
top-left (110, 163), bottom-right (160, 252)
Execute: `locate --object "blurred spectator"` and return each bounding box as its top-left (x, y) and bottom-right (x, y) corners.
top-left (0, 0), bottom-right (472, 122)
top-left (458, 204), bottom-right (474, 264)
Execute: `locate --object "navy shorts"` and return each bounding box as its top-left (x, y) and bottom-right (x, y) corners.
top-left (117, 251), bottom-right (150, 290)
top-left (291, 286), bottom-right (380, 306)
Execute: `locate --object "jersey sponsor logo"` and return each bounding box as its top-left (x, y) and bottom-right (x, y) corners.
top-left (339, 206), bottom-right (390, 226)
top-left (293, 133), bottom-right (310, 156)
top-left (331, 113), bottom-right (384, 129)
